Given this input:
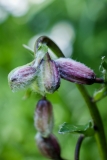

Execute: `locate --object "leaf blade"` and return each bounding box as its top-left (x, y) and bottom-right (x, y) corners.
top-left (59, 121), bottom-right (94, 137)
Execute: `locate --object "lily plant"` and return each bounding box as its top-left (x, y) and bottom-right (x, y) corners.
top-left (8, 36), bottom-right (103, 95)
top-left (8, 36), bottom-right (107, 160)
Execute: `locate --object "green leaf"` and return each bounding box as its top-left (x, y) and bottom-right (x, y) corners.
top-left (102, 61), bottom-right (107, 70)
top-left (92, 87), bottom-right (107, 102)
top-left (99, 56), bottom-right (107, 82)
top-left (23, 44), bottom-right (34, 56)
top-left (99, 56), bottom-right (107, 72)
top-left (59, 121), bottom-right (94, 137)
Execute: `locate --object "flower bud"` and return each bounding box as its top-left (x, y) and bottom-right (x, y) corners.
top-left (55, 58), bottom-right (96, 85)
top-left (34, 98), bottom-right (54, 137)
top-left (8, 63), bottom-right (36, 92)
top-left (36, 133), bottom-right (62, 160)
top-left (32, 53), bottom-right (60, 95)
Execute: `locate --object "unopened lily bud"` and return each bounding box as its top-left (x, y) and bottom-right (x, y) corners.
top-left (55, 58), bottom-right (96, 85)
top-left (34, 98), bottom-right (54, 137)
top-left (8, 63), bottom-right (36, 92)
top-left (36, 133), bottom-right (62, 160)
top-left (32, 53), bottom-right (60, 95)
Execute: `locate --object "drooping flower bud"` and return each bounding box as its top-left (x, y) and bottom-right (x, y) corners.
top-left (8, 62), bottom-right (36, 92)
top-left (55, 58), bottom-right (96, 85)
top-left (36, 133), bottom-right (62, 160)
top-left (32, 53), bottom-right (60, 95)
top-left (34, 98), bottom-right (54, 137)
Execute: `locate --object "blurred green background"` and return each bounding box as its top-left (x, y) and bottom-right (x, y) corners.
top-left (0, 0), bottom-right (107, 160)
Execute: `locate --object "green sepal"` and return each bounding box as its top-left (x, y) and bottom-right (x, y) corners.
top-left (23, 44), bottom-right (34, 56)
top-left (59, 121), bottom-right (95, 137)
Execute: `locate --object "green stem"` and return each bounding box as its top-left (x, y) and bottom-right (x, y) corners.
top-left (76, 84), bottom-right (107, 160)
top-left (34, 36), bottom-right (65, 58)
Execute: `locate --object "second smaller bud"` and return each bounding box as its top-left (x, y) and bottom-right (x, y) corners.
top-left (36, 133), bottom-right (62, 160)
top-left (34, 98), bottom-right (54, 137)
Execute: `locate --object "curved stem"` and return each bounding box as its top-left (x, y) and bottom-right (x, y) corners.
top-left (75, 135), bottom-right (84, 160)
top-left (76, 84), bottom-right (107, 160)
top-left (34, 36), bottom-right (65, 58)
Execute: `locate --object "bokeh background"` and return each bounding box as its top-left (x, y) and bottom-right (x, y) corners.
top-left (0, 0), bottom-right (107, 160)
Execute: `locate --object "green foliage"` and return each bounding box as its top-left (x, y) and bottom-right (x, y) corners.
top-left (93, 87), bottom-right (107, 102)
top-left (59, 121), bottom-right (94, 137)
top-left (92, 56), bottom-right (107, 102)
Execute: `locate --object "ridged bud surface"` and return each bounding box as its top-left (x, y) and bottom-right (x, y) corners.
top-left (36, 133), bottom-right (61, 160)
top-left (8, 63), bottom-right (36, 92)
top-left (32, 53), bottom-right (60, 95)
top-left (34, 99), bottom-right (53, 137)
top-left (55, 58), bottom-right (96, 85)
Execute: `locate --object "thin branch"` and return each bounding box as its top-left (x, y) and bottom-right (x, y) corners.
top-left (34, 36), bottom-right (65, 58)
top-left (75, 135), bottom-right (85, 160)
top-left (76, 84), bottom-right (107, 160)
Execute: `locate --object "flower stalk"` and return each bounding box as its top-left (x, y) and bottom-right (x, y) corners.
top-left (76, 84), bottom-right (107, 160)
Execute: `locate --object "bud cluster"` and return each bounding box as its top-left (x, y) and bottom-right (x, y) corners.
top-left (8, 36), bottom-right (103, 96)
top-left (34, 98), bottom-right (62, 160)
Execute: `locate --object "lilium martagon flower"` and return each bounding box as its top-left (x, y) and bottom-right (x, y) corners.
top-left (8, 36), bottom-right (104, 96)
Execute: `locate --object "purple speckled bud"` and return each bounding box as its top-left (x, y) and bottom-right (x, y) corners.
top-left (55, 58), bottom-right (96, 85)
top-left (34, 98), bottom-right (54, 137)
top-left (36, 133), bottom-right (62, 160)
top-left (32, 53), bottom-right (60, 95)
top-left (8, 63), bottom-right (36, 92)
